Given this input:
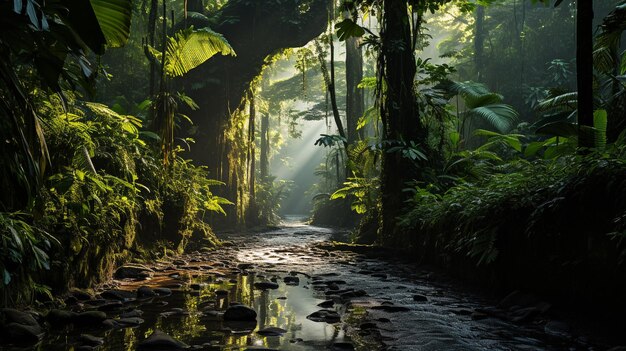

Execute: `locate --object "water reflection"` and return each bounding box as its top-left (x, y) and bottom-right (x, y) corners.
top-left (9, 267), bottom-right (350, 351)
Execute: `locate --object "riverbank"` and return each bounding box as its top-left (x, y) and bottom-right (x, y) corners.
top-left (2, 218), bottom-right (623, 350)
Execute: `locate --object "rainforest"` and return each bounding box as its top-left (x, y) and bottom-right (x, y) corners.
top-left (1, 0), bottom-right (626, 350)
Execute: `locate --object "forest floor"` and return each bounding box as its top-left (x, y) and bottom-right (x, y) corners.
top-left (1, 216), bottom-right (622, 350)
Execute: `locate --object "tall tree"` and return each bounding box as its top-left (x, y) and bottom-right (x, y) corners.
top-left (345, 13), bottom-right (365, 144)
top-left (474, 4), bottom-right (485, 80)
top-left (577, 0), bottom-right (594, 147)
top-left (260, 113), bottom-right (270, 181)
top-left (378, 0), bottom-right (425, 243)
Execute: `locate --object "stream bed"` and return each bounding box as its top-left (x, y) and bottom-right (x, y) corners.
top-left (0, 215), bottom-right (619, 350)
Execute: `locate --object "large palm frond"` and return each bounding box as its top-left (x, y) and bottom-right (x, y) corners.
top-left (164, 27), bottom-right (236, 78)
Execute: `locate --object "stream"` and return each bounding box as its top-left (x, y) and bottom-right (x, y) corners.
top-left (0, 215), bottom-right (614, 350)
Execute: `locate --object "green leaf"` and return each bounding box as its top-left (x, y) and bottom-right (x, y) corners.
top-left (3, 269), bottom-right (10, 285)
top-left (594, 109), bottom-right (608, 150)
top-left (524, 141), bottom-right (545, 158)
top-left (63, 0), bottom-right (107, 54)
top-left (535, 121), bottom-right (579, 138)
top-left (336, 19), bottom-right (365, 41)
top-left (164, 27), bottom-right (236, 78)
top-left (90, 0), bottom-right (133, 47)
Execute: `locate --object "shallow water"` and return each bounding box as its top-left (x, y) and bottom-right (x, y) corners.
top-left (1, 215), bottom-right (618, 350)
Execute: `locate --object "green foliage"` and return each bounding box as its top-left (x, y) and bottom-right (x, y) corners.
top-left (160, 27), bottom-right (236, 78)
top-left (331, 176), bottom-right (380, 214)
top-left (443, 80), bottom-right (519, 133)
top-left (0, 212), bottom-right (58, 304)
top-left (336, 19), bottom-right (366, 41)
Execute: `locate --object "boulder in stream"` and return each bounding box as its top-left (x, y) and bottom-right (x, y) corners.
top-left (223, 305), bottom-right (257, 321)
top-left (114, 264), bottom-right (153, 280)
top-left (0, 308), bottom-right (44, 343)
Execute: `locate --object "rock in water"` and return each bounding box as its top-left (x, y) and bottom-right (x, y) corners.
top-left (73, 311), bottom-right (108, 325)
top-left (254, 282), bottom-right (279, 290)
top-left (223, 305), bottom-right (257, 321)
top-left (137, 286), bottom-right (157, 298)
top-left (100, 289), bottom-right (136, 301)
top-left (412, 294), bottom-right (428, 302)
top-left (283, 276), bottom-right (300, 286)
top-left (79, 334), bottom-right (104, 347)
top-left (306, 310), bottom-right (341, 323)
top-left (114, 264), bottom-right (153, 280)
top-left (137, 330), bottom-right (189, 350)
top-left (257, 326), bottom-right (287, 336)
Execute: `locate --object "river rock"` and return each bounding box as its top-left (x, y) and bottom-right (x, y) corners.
top-left (254, 282), bottom-right (279, 290)
top-left (306, 310), bottom-right (341, 323)
top-left (317, 300), bottom-right (335, 308)
top-left (70, 289), bottom-right (94, 301)
top-left (154, 288), bottom-right (172, 296)
top-left (137, 286), bottom-right (157, 298)
top-left (97, 300), bottom-right (124, 311)
top-left (1, 308), bottom-right (40, 326)
top-left (73, 311), bottom-right (107, 325)
top-left (3, 322), bottom-right (44, 343)
top-left (114, 264), bottom-right (153, 280)
top-left (100, 289), bottom-right (136, 301)
top-left (283, 276), bottom-right (300, 286)
top-left (257, 326), bottom-right (287, 336)
top-left (223, 305), bottom-right (257, 321)
top-left (412, 294), bottom-right (428, 302)
top-left (120, 309), bottom-right (143, 318)
top-left (46, 309), bottom-right (77, 324)
top-left (115, 317), bottom-right (145, 327)
top-left (138, 330), bottom-right (189, 350)
top-left (0, 308), bottom-right (44, 343)
top-left (79, 334), bottom-right (104, 347)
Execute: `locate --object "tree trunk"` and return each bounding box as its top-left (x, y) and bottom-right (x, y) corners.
top-left (577, 0), bottom-right (594, 147)
top-left (345, 14), bottom-right (364, 143)
top-left (148, 0), bottom-right (158, 96)
top-left (379, 0), bottom-right (423, 244)
top-left (260, 113), bottom-right (269, 181)
top-left (248, 94), bottom-right (256, 199)
top-left (474, 5), bottom-right (485, 80)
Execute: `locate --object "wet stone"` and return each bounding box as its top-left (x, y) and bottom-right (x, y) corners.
top-left (73, 311), bottom-right (108, 325)
top-left (223, 305), bottom-right (257, 322)
top-left (283, 276), bottom-right (300, 286)
top-left (317, 300), bottom-right (335, 308)
top-left (306, 309), bottom-right (341, 323)
top-left (114, 264), bottom-right (153, 280)
top-left (257, 326), bottom-right (287, 336)
top-left (412, 294), bottom-right (428, 302)
top-left (254, 282), bottom-right (279, 290)
top-left (46, 309), bottom-right (77, 325)
top-left (79, 334), bottom-right (104, 347)
top-left (100, 289), bottom-right (136, 301)
top-left (120, 309), bottom-right (143, 318)
top-left (137, 286), bottom-right (157, 298)
top-left (97, 300), bottom-right (124, 311)
top-left (154, 287), bottom-right (172, 296)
